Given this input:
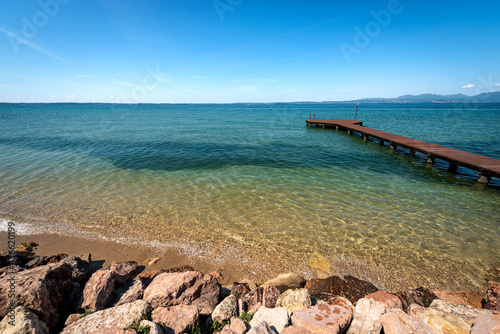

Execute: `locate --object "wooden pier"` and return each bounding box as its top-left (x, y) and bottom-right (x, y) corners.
top-left (306, 119), bottom-right (500, 187)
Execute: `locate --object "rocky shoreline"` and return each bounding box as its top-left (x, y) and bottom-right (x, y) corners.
top-left (0, 241), bottom-right (499, 334)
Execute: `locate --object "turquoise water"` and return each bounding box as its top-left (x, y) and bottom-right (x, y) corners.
top-left (0, 103), bottom-right (499, 290)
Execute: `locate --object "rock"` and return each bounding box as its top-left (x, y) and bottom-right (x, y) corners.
top-left (249, 307), bottom-right (289, 333)
top-left (144, 257), bottom-right (160, 267)
top-left (263, 273), bottom-right (306, 293)
top-left (365, 291), bottom-right (402, 309)
top-left (92, 327), bottom-right (137, 334)
top-left (281, 326), bottom-right (311, 334)
top-left (113, 277), bottom-right (147, 307)
top-left (163, 265), bottom-right (195, 273)
top-left (248, 302), bottom-right (262, 315)
top-left (16, 242), bottom-right (38, 252)
top-left (192, 289), bottom-right (220, 316)
top-left (379, 309), bottom-right (434, 334)
top-left (247, 321), bottom-right (276, 334)
top-left (471, 314), bottom-right (500, 334)
top-left (243, 286), bottom-right (281, 309)
top-left (61, 300), bottom-right (150, 334)
top-left (143, 271), bottom-right (220, 310)
top-left (221, 327), bottom-right (236, 334)
top-left (63, 282), bottom-right (84, 315)
top-left (241, 278), bottom-right (258, 291)
top-left (483, 283), bottom-right (500, 310)
top-left (4, 251), bottom-right (37, 267)
top-left (232, 282), bottom-right (251, 299)
top-left (429, 299), bottom-right (493, 326)
top-left (276, 288), bottom-right (311, 313)
top-left (78, 253), bottom-right (92, 265)
top-left (409, 303), bottom-right (470, 333)
top-left (346, 297), bottom-right (387, 334)
top-left (64, 314), bottom-right (82, 327)
top-left (0, 306), bottom-right (49, 334)
top-left (61, 256), bottom-right (91, 284)
top-left (0, 262), bottom-right (72, 330)
top-left (433, 289), bottom-right (483, 309)
top-left (109, 261), bottom-right (139, 283)
top-left (212, 295), bottom-right (239, 324)
top-left (81, 270), bottom-right (117, 312)
top-left (291, 304), bottom-right (353, 334)
top-left (139, 320), bottom-right (164, 334)
top-left (230, 316), bottom-right (249, 334)
top-left (395, 287), bottom-right (437, 312)
top-left (151, 304), bottom-right (199, 334)
top-left (305, 275), bottom-right (378, 305)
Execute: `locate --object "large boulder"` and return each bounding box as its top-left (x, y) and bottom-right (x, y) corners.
top-left (305, 275), bottom-right (378, 304)
top-left (61, 300), bottom-right (151, 334)
top-left (291, 304), bottom-right (353, 334)
top-left (379, 309), bottom-right (434, 334)
top-left (428, 299), bottom-right (493, 326)
top-left (151, 304), bottom-right (199, 334)
top-left (483, 283), bottom-right (500, 310)
top-left (409, 303), bottom-right (470, 334)
top-left (276, 288), bottom-right (311, 313)
top-left (247, 322), bottom-right (276, 334)
top-left (0, 306), bottom-right (49, 334)
top-left (143, 271), bottom-right (220, 312)
top-left (0, 262), bottom-right (72, 330)
top-left (263, 273), bottom-right (306, 293)
top-left (81, 270), bottom-right (117, 312)
top-left (471, 314), bottom-right (500, 334)
top-left (212, 295), bottom-right (239, 324)
top-left (395, 287), bottom-right (437, 312)
top-left (243, 285), bottom-right (281, 309)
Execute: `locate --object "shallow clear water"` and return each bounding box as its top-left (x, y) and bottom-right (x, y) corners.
top-left (0, 103), bottom-right (499, 290)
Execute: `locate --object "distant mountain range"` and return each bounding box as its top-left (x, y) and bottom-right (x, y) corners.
top-left (349, 91), bottom-right (500, 103)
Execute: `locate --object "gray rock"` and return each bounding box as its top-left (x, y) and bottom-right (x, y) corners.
top-left (61, 256), bottom-right (91, 284)
top-left (346, 297), bottom-right (386, 334)
top-left (61, 300), bottom-right (151, 334)
top-left (276, 288), bottom-right (311, 313)
top-left (0, 306), bottom-right (49, 334)
top-left (212, 295), bottom-right (239, 324)
top-left (247, 321), bottom-right (277, 334)
top-left (139, 320), bottom-right (164, 334)
top-left (249, 307), bottom-right (289, 333)
top-left (0, 262), bottom-right (72, 330)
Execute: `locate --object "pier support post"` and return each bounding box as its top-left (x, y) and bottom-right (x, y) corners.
top-left (322, 124), bottom-right (325, 129)
top-left (335, 125), bottom-right (339, 131)
top-left (409, 150), bottom-right (416, 157)
top-left (347, 129), bottom-right (351, 135)
top-left (390, 143), bottom-right (397, 152)
top-left (363, 135), bottom-right (368, 142)
top-left (475, 172), bottom-right (491, 188)
top-left (379, 139), bottom-right (384, 146)
top-left (448, 163), bottom-right (458, 173)
top-left (426, 155), bottom-right (435, 168)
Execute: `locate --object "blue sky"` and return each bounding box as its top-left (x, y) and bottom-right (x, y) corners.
top-left (1, 0), bottom-right (499, 103)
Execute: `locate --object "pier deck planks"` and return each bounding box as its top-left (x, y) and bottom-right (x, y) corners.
top-left (306, 119), bottom-right (500, 180)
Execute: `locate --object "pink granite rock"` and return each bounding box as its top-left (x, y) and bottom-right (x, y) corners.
top-left (365, 291), bottom-right (402, 309)
top-left (291, 304), bottom-right (353, 334)
top-left (92, 327), bottom-right (137, 334)
top-left (64, 313), bottom-right (83, 326)
top-left (114, 277), bottom-right (147, 307)
top-left (395, 287), bottom-right (437, 312)
top-left (82, 270), bottom-right (117, 312)
top-left (305, 275), bottom-right (378, 305)
top-left (109, 262), bottom-right (139, 283)
top-left (483, 283), bottom-right (500, 311)
top-left (144, 271), bottom-right (219, 313)
top-left (0, 262), bottom-right (72, 330)
top-left (281, 326), bottom-right (311, 334)
top-left (230, 316), bottom-right (249, 334)
top-left (243, 286), bottom-right (281, 310)
top-left (380, 309), bottom-right (434, 334)
top-left (471, 314), bottom-right (500, 334)
top-left (212, 295), bottom-right (239, 324)
top-left (0, 306), bottom-right (50, 334)
top-left (151, 304), bottom-right (199, 334)
top-left (61, 300), bottom-right (151, 334)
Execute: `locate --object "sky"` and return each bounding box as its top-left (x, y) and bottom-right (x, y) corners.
top-left (1, 0), bottom-right (499, 103)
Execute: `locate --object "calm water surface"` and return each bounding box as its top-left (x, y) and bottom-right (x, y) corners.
top-left (0, 103), bottom-right (499, 290)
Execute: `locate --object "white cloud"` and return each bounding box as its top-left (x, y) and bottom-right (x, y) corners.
top-left (462, 84), bottom-right (475, 89)
top-left (495, 83), bottom-right (500, 87)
